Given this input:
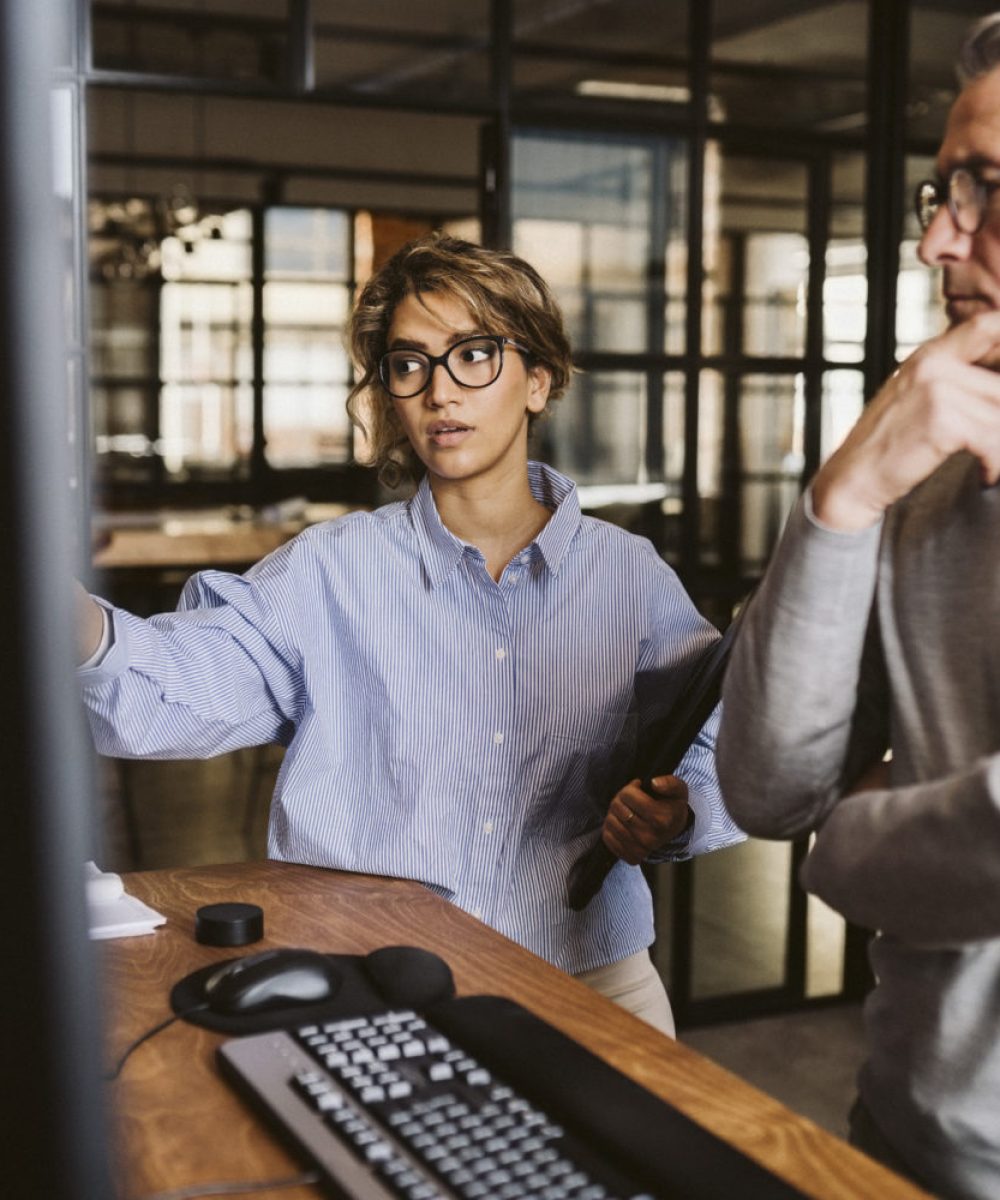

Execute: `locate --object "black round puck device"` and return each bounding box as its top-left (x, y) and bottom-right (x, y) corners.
top-left (195, 901), bottom-right (264, 947)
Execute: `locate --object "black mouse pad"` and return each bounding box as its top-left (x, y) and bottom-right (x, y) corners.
top-left (171, 953), bottom-right (393, 1035)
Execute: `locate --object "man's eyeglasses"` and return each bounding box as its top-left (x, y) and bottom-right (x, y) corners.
top-left (378, 334), bottom-right (529, 399)
top-left (915, 165), bottom-right (1000, 235)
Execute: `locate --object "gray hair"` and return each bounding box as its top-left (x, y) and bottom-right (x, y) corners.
top-left (958, 13), bottom-right (1000, 84)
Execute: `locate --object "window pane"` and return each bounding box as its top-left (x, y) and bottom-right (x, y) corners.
top-left (700, 370), bottom-right (803, 571)
top-left (512, 130), bottom-right (686, 355)
top-left (807, 890), bottom-right (847, 999)
top-left (90, 279), bottom-right (157, 379)
top-left (711, 1), bottom-right (868, 131)
top-left (697, 368), bottom-right (724, 500)
top-left (156, 208), bottom-right (253, 477)
top-left (160, 278), bottom-right (254, 474)
top-left (897, 155), bottom-right (946, 360)
top-left (825, 151), bottom-right (869, 364)
top-left (263, 383), bottom-right (351, 468)
top-left (662, 372), bottom-right (686, 490)
top-left (549, 371), bottom-right (646, 486)
top-left (263, 207), bottom-right (353, 469)
top-left (825, 245), bottom-right (867, 364)
top-left (266, 208), bottom-right (351, 279)
top-left (160, 382), bottom-right (252, 474)
top-left (739, 373), bottom-right (803, 569)
top-left (704, 151), bottom-right (809, 356)
top-left (822, 370), bottom-right (864, 462)
top-left (744, 233), bottom-right (809, 356)
top-left (92, 384), bottom-right (155, 464)
top-left (690, 840), bottom-right (793, 998)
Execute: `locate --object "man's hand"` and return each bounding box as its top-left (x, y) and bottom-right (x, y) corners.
top-left (601, 775), bottom-right (691, 865)
top-left (812, 310), bottom-right (1000, 531)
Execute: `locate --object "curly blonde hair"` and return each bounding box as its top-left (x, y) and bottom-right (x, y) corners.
top-left (347, 233), bottom-right (574, 488)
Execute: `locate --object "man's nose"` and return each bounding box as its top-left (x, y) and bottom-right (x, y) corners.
top-left (917, 204), bottom-right (974, 267)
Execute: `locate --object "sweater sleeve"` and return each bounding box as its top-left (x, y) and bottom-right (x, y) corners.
top-left (801, 755), bottom-right (1000, 945)
top-left (716, 495), bottom-right (886, 838)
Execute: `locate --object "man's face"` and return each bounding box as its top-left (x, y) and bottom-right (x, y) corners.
top-left (920, 66), bottom-right (1000, 358)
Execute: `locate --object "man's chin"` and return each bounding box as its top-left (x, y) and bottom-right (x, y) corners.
top-left (946, 298), bottom-right (993, 324)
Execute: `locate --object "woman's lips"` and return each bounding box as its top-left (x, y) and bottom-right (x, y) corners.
top-left (427, 421), bottom-right (472, 447)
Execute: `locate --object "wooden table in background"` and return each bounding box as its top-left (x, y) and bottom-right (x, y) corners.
top-left (93, 503), bottom-right (362, 572)
top-left (103, 862), bottom-right (930, 1200)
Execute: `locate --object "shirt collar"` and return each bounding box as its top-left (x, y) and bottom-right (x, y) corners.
top-left (409, 461), bottom-right (582, 589)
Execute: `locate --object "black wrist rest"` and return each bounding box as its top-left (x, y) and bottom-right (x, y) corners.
top-left (426, 994), bottom-right (808, 1200)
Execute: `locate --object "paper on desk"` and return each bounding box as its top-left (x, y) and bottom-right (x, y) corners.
top-left (85, 861), bottom-right (166, 940)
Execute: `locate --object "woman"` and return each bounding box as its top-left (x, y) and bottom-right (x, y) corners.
top-left (77, 234), bottom-right (743, 1033)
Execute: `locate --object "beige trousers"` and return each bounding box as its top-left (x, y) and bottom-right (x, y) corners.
top-left (573, 949), bottom-right (675, 1037)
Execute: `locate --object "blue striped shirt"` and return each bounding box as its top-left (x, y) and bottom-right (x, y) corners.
top-left (80, 463), bottom-right (743, 973)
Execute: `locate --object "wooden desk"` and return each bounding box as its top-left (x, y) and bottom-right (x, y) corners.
top-left (103, 862), bottom-right (929, 1200)
top-left (93, 504), bottom-right (362, 572)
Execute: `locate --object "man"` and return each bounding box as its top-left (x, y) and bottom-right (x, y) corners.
top-left (717, 14), bottom-right (1000, 1200)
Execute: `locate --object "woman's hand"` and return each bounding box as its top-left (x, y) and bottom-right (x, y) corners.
top-left (601, 775), bottom-right (692, 865)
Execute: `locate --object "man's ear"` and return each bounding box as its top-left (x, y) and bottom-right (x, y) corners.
top-left (526, 364), bottom-right (552, 414)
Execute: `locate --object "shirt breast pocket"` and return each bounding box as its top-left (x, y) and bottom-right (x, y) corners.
top-left (526, 709), bottom-right (638, 842)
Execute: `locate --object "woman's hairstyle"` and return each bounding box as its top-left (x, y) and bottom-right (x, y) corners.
top-left (347, 233), bottom-right (574, 488)
top-left (958, 12), bottom-right (1000, 84)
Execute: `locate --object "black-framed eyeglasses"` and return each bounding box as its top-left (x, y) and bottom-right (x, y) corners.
top-left (378, 334), bottom-right (530, 399)
top-left (915, 165), bottom-right (1000, 235)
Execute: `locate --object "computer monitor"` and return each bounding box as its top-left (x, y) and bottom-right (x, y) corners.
top-left (0, 1), bottom-right (113, 1194)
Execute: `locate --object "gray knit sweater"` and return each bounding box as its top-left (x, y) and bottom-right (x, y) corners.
top-left (717, 452), bottom-right (1000, 1200)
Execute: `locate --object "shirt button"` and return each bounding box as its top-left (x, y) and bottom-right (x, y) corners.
top-left (493, 732), bottom-right (504, 745)
top-left (483, 821), bottom-right (494, 834)
top-left (471, 909), bottom-right (483, 920)
top-left (495, 648), bottom-right (507, 661)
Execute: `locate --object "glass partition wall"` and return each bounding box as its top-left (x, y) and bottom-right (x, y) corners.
top-left (80, 0), bottom-right (994, 1026)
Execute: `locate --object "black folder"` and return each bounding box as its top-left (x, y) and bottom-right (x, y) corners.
top-left (567, 598), bottom-right (750, 911)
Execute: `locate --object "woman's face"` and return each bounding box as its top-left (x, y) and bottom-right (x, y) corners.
top-left (385, 289), bottom-right (550, 490)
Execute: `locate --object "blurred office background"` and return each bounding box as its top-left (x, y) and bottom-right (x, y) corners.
top-left (51, 0), bottom-right (994, 1126)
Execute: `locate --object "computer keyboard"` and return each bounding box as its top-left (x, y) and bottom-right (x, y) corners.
top-left (218, 995), bottom-right (807, 1200)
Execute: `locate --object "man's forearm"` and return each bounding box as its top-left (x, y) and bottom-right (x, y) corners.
top-left (717, 497), bottom-right (882, 838)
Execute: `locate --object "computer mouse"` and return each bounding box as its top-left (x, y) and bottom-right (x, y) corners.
top-left (363, 945), bottom-right (456, 1009)
top-left (203, 948), bottom-right (341, 1016)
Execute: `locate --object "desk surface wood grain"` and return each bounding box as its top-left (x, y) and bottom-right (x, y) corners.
top-left (104, 861), bottom-right (929, 1200)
